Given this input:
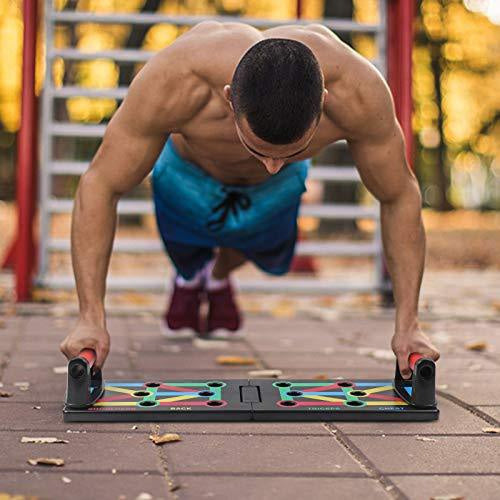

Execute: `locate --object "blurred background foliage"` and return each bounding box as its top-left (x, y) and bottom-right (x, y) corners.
top-left (0, 0), bottom-right (498, 210)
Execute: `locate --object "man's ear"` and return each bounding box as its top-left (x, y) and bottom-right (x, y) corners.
top-left (224, 85), bottom-right (234, 112)
top-left (322, 88), bottom-right (328, 107)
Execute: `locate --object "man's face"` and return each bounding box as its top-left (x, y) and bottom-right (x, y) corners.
top-left (234, 115), bottom-right (319, 175)
top-left (224, 85), bottom-right (325, 175)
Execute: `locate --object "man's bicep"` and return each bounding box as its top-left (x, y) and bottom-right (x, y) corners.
top-left (87, 117), bottom-right (166, 195)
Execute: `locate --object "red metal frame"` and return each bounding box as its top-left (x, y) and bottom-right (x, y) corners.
top-left (3, 0), bottom-right (39, 301)
top-left (381, 0), bottom-right (415, 298)
top-left (5, 0), bottom-right (414, 299)
top-left (388, 0), bottom-right (415, 168)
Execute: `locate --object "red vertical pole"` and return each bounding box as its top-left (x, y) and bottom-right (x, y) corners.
top-left (388, 0), bottom-right (415, 168)
top-left (381, 0), bottom-right (415, 304)
top-left (15, 0), bottom-right (38, 301)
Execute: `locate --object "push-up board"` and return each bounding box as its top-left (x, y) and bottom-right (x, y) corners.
top-left (63, 377), bottom-right (437, 422)
top-left (63, 351), bottom-right (438, 422)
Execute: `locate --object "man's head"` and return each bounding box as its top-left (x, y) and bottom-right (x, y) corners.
top-left (224, 38), bottom-right (327, 174)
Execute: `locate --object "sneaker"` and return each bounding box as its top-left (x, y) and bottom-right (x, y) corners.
top-left (205, 281), bottom-right (243, 339)
top-left (161, 281), bottom-right (203, 340)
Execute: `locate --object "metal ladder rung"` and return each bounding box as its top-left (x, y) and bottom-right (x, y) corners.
top-left (49, 123), bottom-right (106, 137)
top-left (49, 48), bottom-right (155, 63)
top-left (50, 11), bottom-right (382, 33)
top-left (47, 238), bottom-right (378, 256)
top-left (47, 199), bottom-right (151, 214)
top-left (310, 166), bottom-right (359, 182)
top-left (52, 86), bottom-right (128, 99)
top-left (48, 48), bottom-right (380, 69)
top-left (47, 199), bottom-right (379, 219)
top-left (50, 161), bottom-right (89, 175)
top-left (49, 161), bottom-right (359, 182)
top-left (37, 274), bottom-right (379, 294)
top-left (301, 204), bottom-right (378, 219)
top-left (296, 240), bottom-right (378, 256)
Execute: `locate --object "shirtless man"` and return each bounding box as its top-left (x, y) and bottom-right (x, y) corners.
top-left (60, 22), bottom-right (440, 379)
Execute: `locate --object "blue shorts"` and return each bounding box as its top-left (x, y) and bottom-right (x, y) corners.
top-left (151, 137), bottom-right (310, 279)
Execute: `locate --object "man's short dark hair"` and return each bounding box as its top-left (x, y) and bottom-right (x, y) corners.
top-left (231, 38), bottom-right (324, 145)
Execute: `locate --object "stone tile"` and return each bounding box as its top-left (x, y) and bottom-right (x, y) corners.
top-left (257, 367), bottom-right (390, 379)
top-left (0, 401), bottom-right (156, 433)
top-left (437, 355), bottom-right (499, 373)
top-left (2, 350), bottom-right (132, 378)
top-left (132, 352), bottom-right (254, 371)
top-left (389, 474), bottom-right (500, 500)
top-left (135, 369), bottom-right (255, 379)
top-left (0, 430), bottom-right (164, 472)
top-left (15, 334), bottom-right (131, 354)
top-left (136, 341), bottom-right (251, 355)
top-left (335, 395), bottom-right (492, 435)
top-left (259, 351), bottom-right (388, 371)
top-left (176, 476), bottom-right (388, 500)
top-left (439, 374), bottom-right (500, 405)
top-left (349, 435), bottom-right (500, 474)
top-left (430, 319), bottom-right (500, 355)
top-left (156, 421), bottom-right (331, 436)
top-left (166, 434), bottom-right (364, 475)
top-left (249, 335), bottom-right (347, 353)
top-left (0, 472), bottom-right (169, 499)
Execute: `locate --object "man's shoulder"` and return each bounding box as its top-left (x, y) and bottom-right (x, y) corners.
top-left (324, 45), bottom-right (395, 141)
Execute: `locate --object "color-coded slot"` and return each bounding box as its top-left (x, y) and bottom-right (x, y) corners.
top-left (105, 382), bottom-right (145, 387)
top-left (156, 395), bottom-right (200, 403)
top-left (301, 391), bottom-right (346, 396)
top-left (365, 401), bottom-right (408, 406)
top-left (363, 385), bottom-right (394, 395)
top-left (364, 393), bottom-right (404, 402)
top-left (155, 392), bottom-right (205, 396)
top-left (280, 401), bottom-right (344, 407)
top-left (305, 395), bottom-right (345, 403)
top-left (98, 394), bottom-right (141, 403)
top-left (300, 383), bottom-right (345, 392)
top-left (103, 386), bottom-right (137, 395)
top-left (155, 384), bottom-right (199, 392)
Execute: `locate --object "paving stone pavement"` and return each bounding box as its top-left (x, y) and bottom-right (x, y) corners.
top-left (0, 305), bottom-right (499, 500)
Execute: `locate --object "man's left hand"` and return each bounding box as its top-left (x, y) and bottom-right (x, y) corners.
top-left (391, 324), bottom-right (440, 379)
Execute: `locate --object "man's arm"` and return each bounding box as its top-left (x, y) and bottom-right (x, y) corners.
top-left (336, 70), bottom-right (439, 378)
top-left (61, 45), bottom-right (207, 367)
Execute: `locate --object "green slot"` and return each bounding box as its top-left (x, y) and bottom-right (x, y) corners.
top-left (341, 387), bottom-right (357, 402)
top-left (143, 387), bottom-right (158, 403)
top-left (210, 387), bottom-right (222, 400)
top-left (279, 388), bottom-right (294, 401)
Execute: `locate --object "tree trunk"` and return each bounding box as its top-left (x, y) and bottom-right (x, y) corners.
top-left (429, 42), bottom-right (453, 211)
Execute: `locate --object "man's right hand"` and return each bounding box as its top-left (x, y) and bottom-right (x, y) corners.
top-left (60, 319), bottom-right (110, 369)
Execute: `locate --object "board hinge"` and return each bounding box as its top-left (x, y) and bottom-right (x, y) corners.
top-left (239, 385), bottom-right (261, 403)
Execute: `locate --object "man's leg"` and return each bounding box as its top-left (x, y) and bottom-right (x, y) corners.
top-left (161, 240), bottom-right (214, 338)
top-left (203, 248), bottom-right (246, 338)
top-left (212, 247), bottom-right (247, 279)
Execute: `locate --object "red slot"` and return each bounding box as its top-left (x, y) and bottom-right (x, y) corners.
top-left (409, 353), bottom-right (424, 371)
top-left (79, 349), bottom-right (96, 368)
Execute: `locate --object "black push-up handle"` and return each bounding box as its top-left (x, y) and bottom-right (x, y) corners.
top-left (65, 349), bottom-right (104, 409)
top-left (394, 353), bottom-right (436, 408)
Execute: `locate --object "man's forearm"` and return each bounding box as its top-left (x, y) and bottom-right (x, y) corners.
top-left (71, 172), bottom-right (118, 327)
top-left (380, 184), bottom-right (426, 333)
